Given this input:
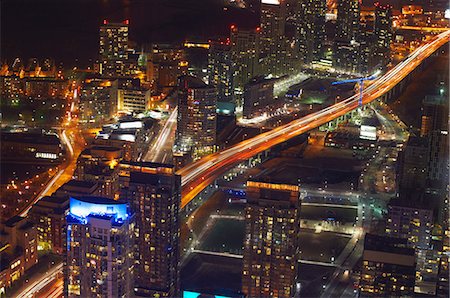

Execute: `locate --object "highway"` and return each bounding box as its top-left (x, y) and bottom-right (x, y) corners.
top-left (17, 30), bottom-right (449, 298)
top-left (177, 30), bottom-right (450, 209)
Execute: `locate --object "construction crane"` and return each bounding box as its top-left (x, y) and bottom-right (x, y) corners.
top-left (331, 71), bottom-right (380, 106)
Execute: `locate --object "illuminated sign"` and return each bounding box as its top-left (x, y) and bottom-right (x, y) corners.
top-left (119, 121), bottom-right (143, 129)
top-left (360, 125), bottom-right (377, 141)
top-left (183, 291), bottom-right (232, 298)
top-left (445, 9), bottom-right (450, 19)
top-left (36, 152), bottom-right (58, 159)
top-left (69, 197), bottom-right (129, 222)
top-left (261, 0), bottom-right (280, 4)
top-left (247, 181), bottom-right (299, 192)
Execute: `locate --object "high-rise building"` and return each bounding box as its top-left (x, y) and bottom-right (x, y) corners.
top-left (242, 180), bottom-right (301, 298)
top-left (359, 234), bottom-right (416, 296)
top-left (119, 161), bottom-right (181, 297)
top-left (396, 136), bottom-right (428, 194)
top-left (421, 94), bottom-right (449, 183)
top-left (230, 25), bottom-right (260, 93)
top-left (386, 198), bottom-right (433, 250)
top-left (334, 0), bottom-right (360, 73)
top-left (336, 0), bottom-right (360, 43)
top-left (174, 75), bottom-right (217, 157)
top-left (208, 39), bottom-right (234, 103)
top-left (64, 196), bottom-right (134, 297)
top-left (373, 3), bottom-right (392, 69)
top-left (99, 20), bottom-right (129, 77)
top-left (260, 0), bottom-right (287, 76)
top-left (298, 0), bottom-right (326, 63)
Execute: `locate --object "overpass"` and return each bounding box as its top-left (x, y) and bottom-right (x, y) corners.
top-left (177, 30), bottom-right (450, 210)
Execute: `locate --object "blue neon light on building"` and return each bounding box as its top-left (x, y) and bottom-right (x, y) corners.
top-left (68, 196), bottom-right (129, 223)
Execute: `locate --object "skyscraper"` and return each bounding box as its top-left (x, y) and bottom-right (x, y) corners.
top-left (119, 161), bottom-right (181, 297)
top-left (230, 25), bottom-right (260, 93)
top-left (373, 3), bottom-right (392, 69)
top-left (208, 39), bottom-right (234, 103)
top-left (336, 0), bottom-right (360, 43)
top-left (99, 20), bottom-right (129, 77)
top-left (64, 196), bottom-right (134, 297)
top-left (298, 0), bottom-right (326, 63)
top-left (174, 75), bottom-right (217, 157)
top-left (242, 180), bottom-right (301, 298)
top-left (334, 0), bottom-right (361, 73)
top-left (260, 0), bottom-right (287, 76)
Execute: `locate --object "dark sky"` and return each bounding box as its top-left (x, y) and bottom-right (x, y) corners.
top-left (1, 0), bottom-right (257, 67)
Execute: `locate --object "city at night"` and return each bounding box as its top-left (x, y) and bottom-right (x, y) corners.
top-left (0, 0), bottom-right (449, 297)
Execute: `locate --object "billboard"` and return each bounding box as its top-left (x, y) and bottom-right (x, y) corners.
top-left (360, 125), bottom-right (377, 141)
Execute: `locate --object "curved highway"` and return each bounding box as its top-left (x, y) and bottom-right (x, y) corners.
top-left (177, 30), bottom-right (450, 209)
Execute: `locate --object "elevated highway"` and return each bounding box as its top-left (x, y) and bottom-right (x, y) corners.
top-left (177, 30), bottom-right (450, 209)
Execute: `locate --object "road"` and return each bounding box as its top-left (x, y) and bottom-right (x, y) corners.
top-left (14, 264), bottom-right (63, 298)
top-left (143, 107), bottom-right (177, 163)
top-left (18, 123), bottom-right (85, 217)
top-left (177, 30), bottom-right (450, 209)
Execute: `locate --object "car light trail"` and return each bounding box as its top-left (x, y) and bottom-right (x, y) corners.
top-left (177, 30), bottom-right (450, 209)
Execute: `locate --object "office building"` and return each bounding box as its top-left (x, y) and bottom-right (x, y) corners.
top-left (242, 180), bottom-right (301, 298)
top-left (298, 0), bottom-right (326, 63)
top-left (373, 3), bottom-right (392, 69)
top-left (359, 234), bottom-right (416, 296)
top-left (99, 21), bottom-right (129, 77)
top-left (386, 198), bottom-right (433, 250)
top-left (208, 39), bottom-right (234, 103)
top-left (174, 75), bottom-right (217, 157)
top-left (243, 77), bottom-right (280, 119)
top-left (230, 26), bottom-right (260, 93)
top-left (65, 196), bottom-right (134, 297)
top-left (119, 162), bottom-right (181, 297)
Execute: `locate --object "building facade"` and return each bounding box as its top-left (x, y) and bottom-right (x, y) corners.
top-left (175, 75), bottom-right (217, 157)
top-left (386, 199), bottom-right (433, 250)
top-left (298, 0), bottom-right (326, 63)
top-left (99, 21), bottom-right (129, 77)
top-left (208, 40), bottom-right (234, 103)
top-left (64, 196), bottom-right (134, 298)
top-left (242, 180), bottom-right (301, 298)
top-left (119, 162), bottom-right (181, 297)
top-left (359, 234), bottom-right (416, 296)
